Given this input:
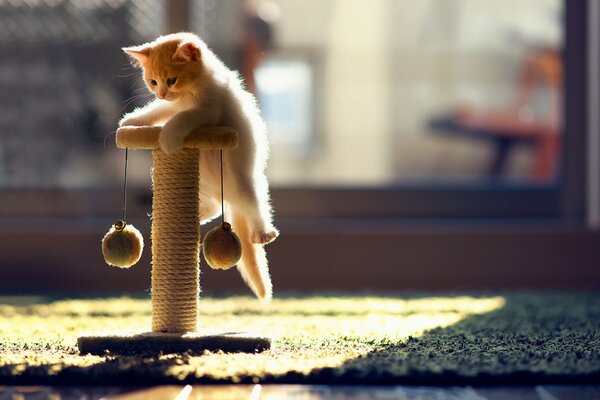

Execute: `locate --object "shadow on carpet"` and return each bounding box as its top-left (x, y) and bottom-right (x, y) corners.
top-left (0, 293), bottom-right (598, 385)
top-left (316, 293), bottom-right (600, 385)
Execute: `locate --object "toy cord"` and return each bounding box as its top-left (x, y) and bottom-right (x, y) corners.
top-left (220, 149), bottom-right (225, 228)
top-left (120, 148), bottom-right (223, 228)
top-left (122, 148), bottom-right (129, 222)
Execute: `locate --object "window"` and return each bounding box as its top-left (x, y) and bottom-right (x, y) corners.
top-left (250, 1), bottom-right (564, 185)
top-left (256, 58), bottom-right (316, 158)
top-left (0, 0), bottom-right (582, 217)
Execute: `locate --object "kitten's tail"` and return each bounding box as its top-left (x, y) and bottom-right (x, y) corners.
top-left (229, 209), bottom-right (272, 302)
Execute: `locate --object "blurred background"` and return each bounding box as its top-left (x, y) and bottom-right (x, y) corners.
top-left (0, 0), bottom-right (598, 295)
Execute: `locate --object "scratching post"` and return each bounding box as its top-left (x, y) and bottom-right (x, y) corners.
top-left (152, 148), bottom-right (200, 332)
top-left (77, 126), bottom-right (271, 355)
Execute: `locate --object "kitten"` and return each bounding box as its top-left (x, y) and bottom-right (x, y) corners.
top-left (120, 32), bottom-right (278, 301)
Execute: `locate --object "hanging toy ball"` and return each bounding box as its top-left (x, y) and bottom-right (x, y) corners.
top-left (101, 220), bottom-right (144, 268)
top-left (202, 222), bottom-right (242, 270)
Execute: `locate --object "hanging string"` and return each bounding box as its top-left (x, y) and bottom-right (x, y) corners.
top-left (220, 149), bottom-right (225, 228)
top-left (122, 147), bottom-right (129, 223)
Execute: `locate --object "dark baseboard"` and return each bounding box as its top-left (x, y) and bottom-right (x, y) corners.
top-left (1, 218), bottom-right (599, 295)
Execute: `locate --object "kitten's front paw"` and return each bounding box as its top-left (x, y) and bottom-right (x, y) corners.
top-left (119, 116), bottom-right (147, 127)
top-left (252, 228), bottom-right (279, 245)
top-left (159, 130), bottom-right (185, 154)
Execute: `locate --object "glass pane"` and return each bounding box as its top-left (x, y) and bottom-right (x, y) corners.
top-left (1, 0), bottom-right (563, 191)
top-left (0, 0), bottom-right (164, 189)
top-left (255, 59), bottom-right (315, 156)
top-left (196, 0), bottom-right (563, 186)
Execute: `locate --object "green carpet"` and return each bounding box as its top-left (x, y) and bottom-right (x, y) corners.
top-left (0, 293), bottom-right (598, 385)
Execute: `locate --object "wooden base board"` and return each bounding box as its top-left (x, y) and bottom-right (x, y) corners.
top-left (78, 330), bottom-right (272, 355)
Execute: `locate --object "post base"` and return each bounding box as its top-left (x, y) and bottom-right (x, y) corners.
top-left (78, 330), bottom-right (272, 355)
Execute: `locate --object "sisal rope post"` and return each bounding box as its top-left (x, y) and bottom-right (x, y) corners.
top-left (151, 148), bottom-right (200, 332)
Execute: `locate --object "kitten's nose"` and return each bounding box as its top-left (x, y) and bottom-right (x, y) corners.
top-left (158, 90), bottom-right (168, 99)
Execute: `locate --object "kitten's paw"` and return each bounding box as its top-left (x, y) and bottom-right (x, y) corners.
top-left (159, 131), bottom-right (185, 154)
top-left (119, 116), bottom-right (147, 127)
top-left (251, 228), bottom-right (279, 245)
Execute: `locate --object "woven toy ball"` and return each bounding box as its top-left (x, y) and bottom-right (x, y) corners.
top-left (202, 222), bottom-right (242, 270)
top-left (102, 220), bottom-right (144, 268)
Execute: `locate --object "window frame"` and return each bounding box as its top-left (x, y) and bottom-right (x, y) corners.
top-left (0, 0), bottom-right (587, 223)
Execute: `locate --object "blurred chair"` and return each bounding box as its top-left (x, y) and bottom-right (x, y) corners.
top-left (430, 46), bottom-right (561, 182)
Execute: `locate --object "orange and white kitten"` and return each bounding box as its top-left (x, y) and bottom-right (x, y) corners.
top-left (120, 32), bottom-right (278, 301)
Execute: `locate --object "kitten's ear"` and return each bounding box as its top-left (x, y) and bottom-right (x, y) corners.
top-left (173, 41), bottom-right (201, 62)
top-left (122, 45), bottom-right (150, 67)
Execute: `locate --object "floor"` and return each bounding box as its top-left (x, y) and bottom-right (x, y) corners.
top-left (4, 294), bottom-right (599, 386)
top-left (1, 385), bottom-right (599, 399)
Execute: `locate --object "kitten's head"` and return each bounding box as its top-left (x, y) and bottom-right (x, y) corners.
top-left (123, 33), bottom-right (203, 101)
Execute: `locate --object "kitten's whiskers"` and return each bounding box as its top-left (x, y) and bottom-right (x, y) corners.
top-left (116, 71), bottom-right (141, 78)
top-left (103, 130), bottom-right (117, 148)
top-left (121, 93), bottom-right (153, 113)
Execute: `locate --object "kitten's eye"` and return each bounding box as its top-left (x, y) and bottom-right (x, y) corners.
top-left (149, 79), bottom-right (157, 86)
top-left (167, 77), bottom-right (177, 87)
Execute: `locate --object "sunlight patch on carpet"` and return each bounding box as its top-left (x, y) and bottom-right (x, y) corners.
top-left (0, 295), bottom-right (505, 383)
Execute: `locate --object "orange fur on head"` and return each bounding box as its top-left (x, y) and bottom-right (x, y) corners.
top-left (123, 34), bottom-right (204, 102)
